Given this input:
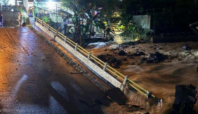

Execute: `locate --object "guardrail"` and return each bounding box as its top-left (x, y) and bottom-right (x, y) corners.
top-left (36, 18), bottom-right (155, 98)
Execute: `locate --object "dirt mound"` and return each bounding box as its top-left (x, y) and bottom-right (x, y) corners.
top-left (97, 54), bottom-right (122, 68)
top-left (146, 52), bottom-right (167, 63)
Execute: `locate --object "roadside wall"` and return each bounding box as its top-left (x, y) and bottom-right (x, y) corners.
top-left (35, 22), bottom-right (122, 88)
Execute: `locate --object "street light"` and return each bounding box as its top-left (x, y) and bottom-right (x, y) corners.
top-left (47, 0), bottom-right (56, 10)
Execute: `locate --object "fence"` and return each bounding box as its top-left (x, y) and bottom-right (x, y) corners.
top-left (36, 18), bottom-right (155, 98)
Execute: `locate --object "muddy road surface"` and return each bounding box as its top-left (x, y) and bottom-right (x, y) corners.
top-left (0, 27), bottom-right (109, 114)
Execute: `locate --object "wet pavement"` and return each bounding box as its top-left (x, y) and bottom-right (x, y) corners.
top-left (0, 27), bottom-right (108, 114)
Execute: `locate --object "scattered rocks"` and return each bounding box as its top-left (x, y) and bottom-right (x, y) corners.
top-left (141, 57), bottom-right (147, 63)
top-left (97, 55), bottom-right (107, 62)
top-left (97, 54), bottom-right (122, 68)
top-left (112, 60), bottom-right (122, 68)
top-left (147, 52), bottom-right (166, 63)
top-left (118, 50), bottom-right (127, 56)
top-left (133, 51), bottom-right (145, 56)
top-left (108, 57), bottom-right (122, 68)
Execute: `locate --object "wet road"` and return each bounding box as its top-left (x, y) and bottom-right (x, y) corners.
top-left (0, 27), bottom-right (107, 114)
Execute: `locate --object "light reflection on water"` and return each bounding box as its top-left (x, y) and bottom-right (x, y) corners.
top-left (12, 74), bottom-right (28, 96)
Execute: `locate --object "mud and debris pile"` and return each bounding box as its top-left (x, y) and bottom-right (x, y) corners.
top-left (146, 52), bottom-right (167, 63)
top-left (118, 50), bottom-right (127, 56)
top-left (97, 48), bottom-right (167, 68)
top-left (97, 54), bottom-right (122, 68)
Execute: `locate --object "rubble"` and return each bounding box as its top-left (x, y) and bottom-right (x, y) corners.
top-left (118, 50), bottom-right (127, 56)
top-left (97, 55), bottom-right (122, 68)
top-left (133, 51), bottom-right (145, 56)
top-left (147, 52), bottom-right (166, 63)
top-left (141, 57), bottom-right (147, 63)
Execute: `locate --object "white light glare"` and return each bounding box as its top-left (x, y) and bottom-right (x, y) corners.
top-left (47, 0), bottom-right (56, 9)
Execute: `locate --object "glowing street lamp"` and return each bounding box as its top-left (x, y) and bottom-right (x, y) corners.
top-left (47, 0), bottom-right (56, 9)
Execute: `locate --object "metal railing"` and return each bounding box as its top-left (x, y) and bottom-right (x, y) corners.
top-left (36, 18), bottom-right (155, 98)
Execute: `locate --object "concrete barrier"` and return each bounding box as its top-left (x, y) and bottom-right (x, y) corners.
top-left (35, 22), bottom-right (122, 88)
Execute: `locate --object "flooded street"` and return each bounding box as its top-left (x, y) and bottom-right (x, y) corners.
top-left (123, 61), bottom-right (198, 99)
top-left (0, 27), bottom-right (108, 114)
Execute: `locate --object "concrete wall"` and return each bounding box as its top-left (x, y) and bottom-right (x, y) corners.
top-left (35, 22), bottom-right (122, 88)
top-left (133, 15), bottom-right (151, 29)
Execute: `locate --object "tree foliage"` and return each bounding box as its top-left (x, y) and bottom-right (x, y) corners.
top-left (60, 0), bottom-right (107, 46)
